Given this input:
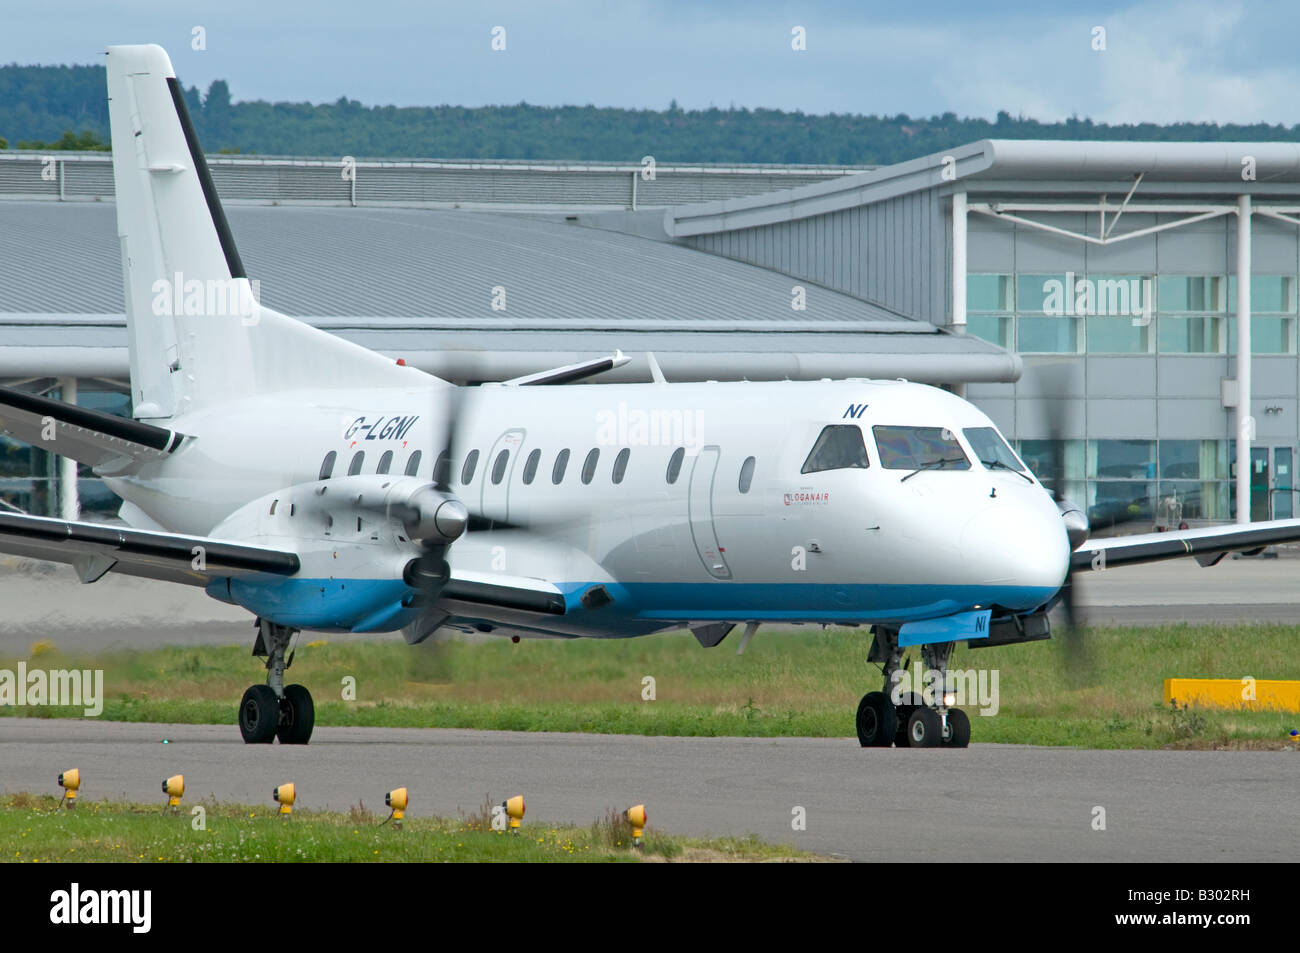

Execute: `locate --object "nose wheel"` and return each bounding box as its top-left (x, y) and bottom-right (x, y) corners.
top-left (859, 626), bottom-right (972, 750)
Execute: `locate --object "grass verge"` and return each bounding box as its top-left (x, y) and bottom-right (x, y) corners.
top-left (0, 792), bottom-right (817, 863)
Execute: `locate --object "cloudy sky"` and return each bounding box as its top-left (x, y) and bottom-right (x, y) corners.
top-left (1, 0), bottom-right (1294, 124)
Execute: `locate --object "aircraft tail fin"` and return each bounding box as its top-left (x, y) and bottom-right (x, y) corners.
top-left (106, 44), bottom-right (426, 420)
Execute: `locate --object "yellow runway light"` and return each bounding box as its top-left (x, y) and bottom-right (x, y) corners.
top-left (162, 774), bottom-right (184, 813)
top-left (273, 782), bottom-right (295, 817)
top-left (503, 795), bottom-right (525, 833)
top-left (57, 769), bottom-right (80, 809)
top-left (386, 787), bottom-right (408, 830)
top-left (626, 804), bottom-right (647, 847)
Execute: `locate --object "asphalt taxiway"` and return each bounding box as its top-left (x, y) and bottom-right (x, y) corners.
top-left (1, 719), bottom-right (1295, 862)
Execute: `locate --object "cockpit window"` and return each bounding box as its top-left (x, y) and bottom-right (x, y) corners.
top-left (801, 425), bottom-right (870, 474)
top-left (964, 427), bottom-right (1026, 473)
top-left (872, 426), bottom-right (971, 471)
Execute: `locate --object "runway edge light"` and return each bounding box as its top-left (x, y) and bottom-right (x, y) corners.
top-left (626, 804), bottom-right (647, 847)
top-left (273, 782), bottom-right (295, 818)
top-left (504, 795), bottom-right (524, 833)
top-left (385, 787), bottom-right (408, 830)
top-left (162, 775), bottom-right (184, 813)
top-left (57, 769), bottom-right (80, 809)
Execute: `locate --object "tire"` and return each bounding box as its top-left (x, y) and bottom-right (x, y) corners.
top-left (856, 691), bottom-right (898, 747)
top-left (906, 706), bottom-right (943, 748)
top-left (943, 708), bottom-right (971, 748)
top-left (239, 684), bottom-right (279, 744)
top-left (893, 691), bottom-right (925, 748)
top-left (276, 684), bottom-right (315, 745)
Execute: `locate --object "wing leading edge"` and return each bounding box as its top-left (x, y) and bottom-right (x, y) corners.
top-left (1071, 517), bottom-right (1300, 571)
top-left (0, 512), bottom-right (299, 586)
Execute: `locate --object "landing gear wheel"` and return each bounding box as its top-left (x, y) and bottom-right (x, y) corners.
top-left (893, 691), bottom-right (924, 748)
top-left (239, 684), bottom-right (279, 744)
top-left (276, 684), bottom-right (315, 745)
top-left (906, 706), bottom-right (943, 748)
top-left (943, 707), bottom-right (971, 748)
top-left (856, 691), bottom-right (898, 747)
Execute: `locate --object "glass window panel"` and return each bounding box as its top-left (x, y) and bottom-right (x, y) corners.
top-left (964, 427), bottom-right (1025, 472)
top-left (1157, 275), bottom-right (1223, 313)
top-left (1016, 274), bottom-right (1067, 314)
top-left (460, 449), bottom-right (479, 484)
top-left (1228, 316), bottom-right (1294, 354)
top-left (1087, 274), bottom-right (1152, 319)
top-left (966, 314), bottom-right (1012, 348)
top-left (1228, 275), bottom-right (1295, 313)
top-left (522, 448), bottom-right (540, 485)
top-left (871, 426), bottom-right (968, 471)
top-left (666, 447), bottom-right (685, 484)
top-left (1157, 479), bottom-right (1228, 522)
top-left (1087, 315), bottom-right (1149, 353)
top-left (1087, 480), bottom-right (1155, 527)
top-left (612, 448), bottom-right (630, 484)
top-left (802, 425), bottom-right (870, 474)
top-left (1158, 315), bottom-right (1221, 353)
top-left (581, 448), bottom-right (600, 484)
top-left (738, 456), bottom-right (756, 493)
top-left (405, 450), bottom-right (422, 477)
top-left (552, 448), bottom-right (570, 484)
top-left (967, 274), bottom-right (1013, 311)
top-left (1091, 440), bottom-right (1155, 480)
top-left (1017, 316), bottom-right (1080, 353)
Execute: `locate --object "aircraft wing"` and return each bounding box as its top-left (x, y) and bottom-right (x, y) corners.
top-left (0, 385), bottom-right (188, 475)
top-left (0, 512), bottom-right (300, 586)
top-left (1071, 517), bottom-right (1300, 571)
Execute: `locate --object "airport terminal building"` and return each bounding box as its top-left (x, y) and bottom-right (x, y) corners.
top-left (3, 139), bottom-right (1300, 528)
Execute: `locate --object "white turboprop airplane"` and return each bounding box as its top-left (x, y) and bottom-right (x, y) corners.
top-left (4, 44), bottom-right (1300, 749)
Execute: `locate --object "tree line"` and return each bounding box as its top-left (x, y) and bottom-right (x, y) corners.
top-left (5, 63), bottom-right (1300, 164)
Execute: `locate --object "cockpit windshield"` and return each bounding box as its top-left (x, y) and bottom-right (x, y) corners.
top-left (801, 425), bottom-right (870, 474)
top-left (872, 425), bottom-right (970, 472)
top-left (963, 426), bottom-right (1026, 474)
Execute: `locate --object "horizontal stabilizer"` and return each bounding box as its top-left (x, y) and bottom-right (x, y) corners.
top-left (0, 384), bottom-right (187, 475)
top-left (0, 512), bottom-right (299, 587)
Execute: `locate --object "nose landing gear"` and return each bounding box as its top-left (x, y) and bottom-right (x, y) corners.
top-left (856, 626), bottom-right (970, 749)
top-left (239, 618), bottom-right (316, 745)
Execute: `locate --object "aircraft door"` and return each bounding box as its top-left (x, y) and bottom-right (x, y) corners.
top-left (480, 429), bottom-right (525, 524)
top-left (687, 445), bottom-right (732, 579)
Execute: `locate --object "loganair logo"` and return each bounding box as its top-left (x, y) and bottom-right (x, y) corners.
top-left (784, 489), bottom-right (830, 505)
top-left (842, 403), bottom-right (868, 419)
top-left (343, 415), bottom-right (420, 444)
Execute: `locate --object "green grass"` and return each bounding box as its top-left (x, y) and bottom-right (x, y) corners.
top-left (4, 625), bottom-right (1300, 748)
top-left (0, 793), bottom-right (812, 863)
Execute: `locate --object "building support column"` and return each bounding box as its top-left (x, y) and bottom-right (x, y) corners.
top-left (951, 190), bottom-right (968, 397)
top-left (57, 376), bottom-right (79, 521)
top-left (1235, 194), bottom-right (1252, 524)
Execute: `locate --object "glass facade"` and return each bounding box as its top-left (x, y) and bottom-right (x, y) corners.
top-left (1016, 438), bottom-right (1231, 526)
top-left (967, 272), bottom-right (1298, 356)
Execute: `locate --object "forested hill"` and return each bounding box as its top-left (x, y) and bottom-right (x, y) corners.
top-left (5, 62), bottom-right (1300, 164)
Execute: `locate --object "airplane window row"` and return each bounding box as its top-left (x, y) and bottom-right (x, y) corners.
top-left (315, 446), bottom-right (758, 493)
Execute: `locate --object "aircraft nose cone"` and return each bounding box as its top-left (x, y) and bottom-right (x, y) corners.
top-left (960, 497), bottom-right (1070, 596)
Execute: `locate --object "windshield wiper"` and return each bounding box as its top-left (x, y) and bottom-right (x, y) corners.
top-left (900, 456), bottom-right (967, 482)
top-left (983, 459), bottom-right (1034, 483)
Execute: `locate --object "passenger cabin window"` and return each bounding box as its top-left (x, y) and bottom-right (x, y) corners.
top-left (461, 449), bottom-right (480, 485)
top-left (405, 450), bottom-right (422, 477)
top-left (348, 451), bottom-right (365, 476)
top-left (666, 447), bottom-right (685, 484)
top-left (522, 449), bottom-right (541, 485)
top-left (319, 451), bottom-right (337, 480)
top-left (612, 448), bottom-right (630, 484)
top-left (377, 450), bottom-right (393, 475)
top-left (433, 450), bottom-right (449, 484)
top-left (964, 427), bottom-right (1026, 473)
top-left (738, 456), bottom-right (756, 493)
top-left (552, 449), bottom-right (571, 485)
top-left (872, 426), bottom-right (971, 472)
top-left (581, 448), bottom-right (600, 485)
top-left (801, 425), bottom-right (870, 474)
top-left (491, 449), bottom-right (510, 485)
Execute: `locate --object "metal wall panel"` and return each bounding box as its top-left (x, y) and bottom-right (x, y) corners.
top-left (1087, 356), bottom-right (1156, 397)
top-left (1155, 399), bottom-right (1227, 437)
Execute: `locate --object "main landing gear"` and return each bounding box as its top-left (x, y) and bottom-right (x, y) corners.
top-left (855, 626), bottom-right (970, 749)
top-left (239, 618), bottom-right (315, 745)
